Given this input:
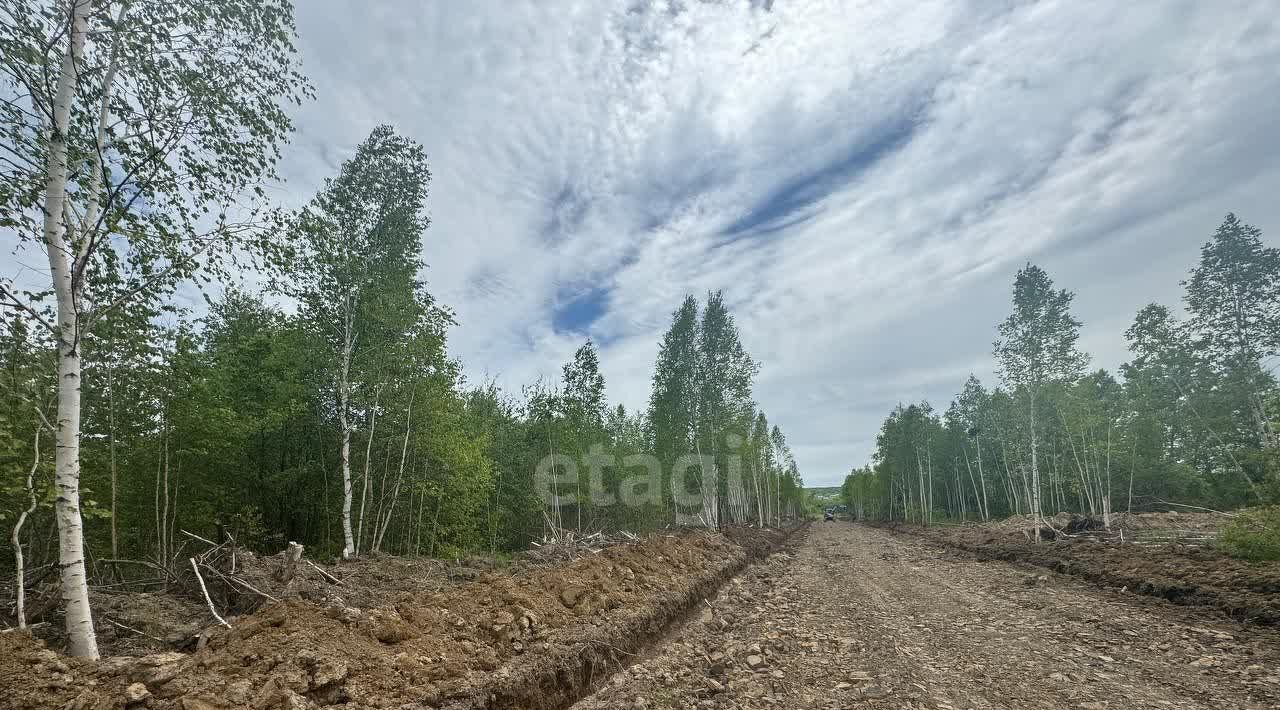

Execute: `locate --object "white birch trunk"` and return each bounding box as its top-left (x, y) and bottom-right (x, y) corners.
top-left (374, 387), bottom-right (414, 552)
top-left (963, 447), bottom-right (982, 519)
top-left (1103, 422), bottom-right (1113, 530)
top-left (12, 425), bottom-right (41, 630)
top-left (355, 385), bottom-right (380, 555)
top-left (1029, 389), bottom-right (1042, 542)
top-left (926, 445), bottom-right (934, 525)
top-left (976, 438), bottom-right (989, 520)
top-left (747, 463), bottom-right (757, 524)
top-left (42, 0), bottom-right (98, 659)
top-left (338, 297), bottom-right (356, 558)
top-left (107, 355), bottom-right (118, 558)
top-left (1066, 429), bottom-right (1095, 516)
top-left (161, 429), bottom-right (170, 562)
top-left (915, 448), bottom-right (926, 526)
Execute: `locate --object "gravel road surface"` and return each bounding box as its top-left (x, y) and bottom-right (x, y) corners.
top-left (573, 522), bottom-right (1280, 710)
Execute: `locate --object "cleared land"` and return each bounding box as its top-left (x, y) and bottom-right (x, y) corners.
top-left (575, 522), bottom-right (1280, 710)
top-left (0, 527), bottom-right (791, 710)
top-left (5, 520), bottom-right (1280, 709)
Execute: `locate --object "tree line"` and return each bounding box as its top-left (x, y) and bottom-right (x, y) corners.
top-left (0, 1), bottom-right (806, 657)
top-left (843, 214), bottom-right (1280, 536)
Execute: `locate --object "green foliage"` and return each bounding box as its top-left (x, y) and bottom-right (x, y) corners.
top-left (0, 23), bottom-right (804, 581)
top-left (647, 295), bottom-right (700, 479)
top-left (1218, 506), bottom-right (1280, 562)
top-left (1, 0), bottom-right (313, 318)
top-left (640, 292), bottom-right (801, 525)
top-left (848, 214), bottom-right (1280, 526)
top-left (994, 264), bottom-right (1087, 390)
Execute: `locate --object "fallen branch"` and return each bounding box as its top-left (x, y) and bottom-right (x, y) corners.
top-left (90, 578), bottom-right (167, 591)
top-left (2, 622), bottom-right (47, 634)
top-left (103, 616), bottom-right (166, 644)
top-left (225, 576), bottom-right (281, 604)
top-left (189, 557), bottom-right (230, 628)
top-left (180, 529), bottom-right (218, 546)
top-left (305, 559), bottom-right (342, 585)
top-left (200, 564), bottom-right (281, 604)
top-left (1152, 500), bottom-right (1237, 517)
top-left (99, 558), bottom-right (180, 585)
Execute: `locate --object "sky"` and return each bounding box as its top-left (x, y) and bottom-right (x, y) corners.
top-left (271, 0), bottom-right (1280, 487)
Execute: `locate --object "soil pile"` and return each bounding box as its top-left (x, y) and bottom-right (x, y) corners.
top-left (987, 511), bottom-right (1225, 538)
top-left (0, 526), bottom-right (802, 710)
top-left (7, 543), bottom-right (581, 657)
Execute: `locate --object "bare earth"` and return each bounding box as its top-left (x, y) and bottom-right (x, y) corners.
top-left (573, 522), bottom-right (1280, 710)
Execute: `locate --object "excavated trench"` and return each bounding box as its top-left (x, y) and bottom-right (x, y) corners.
top-left (0, 523), bottom-right (806, 710)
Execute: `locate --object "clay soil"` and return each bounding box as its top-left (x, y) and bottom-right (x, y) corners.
top-left (3, 549), bottom-right (521, 657)
top-left (0, 525), bottom-right (795, 710)
top-left (574, 522), bottom-right (1280, 709)
top-left (883, 518), bottom-right (1280, 626)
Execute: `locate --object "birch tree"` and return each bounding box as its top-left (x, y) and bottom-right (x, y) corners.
top-left (954, 375), bottom-right (991, 519)
top-left (1184, 214), bottom-right (1280, 454)
top-left (0, 0), bottom-right (309, 656)
top-left (292, 126), bottom-right (432, 558)
top-left (695, 291), bottom-right (758, 526)
top-left (993, 264), bottom-right (1086, 541)
top-left (647, 296), bottom-right (700, 517)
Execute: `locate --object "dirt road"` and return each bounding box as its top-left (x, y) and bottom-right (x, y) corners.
top-left (573, 522), bottom-right (1280, 710)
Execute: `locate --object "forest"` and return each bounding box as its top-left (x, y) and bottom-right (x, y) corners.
top-left (0, 1), bottom-right (808, 659)
top-left (842, 214), bottom-right (1280, 540)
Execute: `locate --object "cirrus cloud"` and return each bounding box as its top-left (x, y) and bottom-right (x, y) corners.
top-left (278, 0), bottom-right (1280, 485)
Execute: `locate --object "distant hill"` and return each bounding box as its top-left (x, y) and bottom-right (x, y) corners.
top-left (806, 486), bottom-right (842, 502)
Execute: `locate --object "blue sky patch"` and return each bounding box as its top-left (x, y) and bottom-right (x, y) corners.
top-left (552, 285), bottom-right (609, 335)
top-left (720, 114), bottom-right (922, 240)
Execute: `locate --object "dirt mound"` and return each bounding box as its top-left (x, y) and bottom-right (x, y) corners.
top-left (721, 521), bottom-right (804, 560)
top-left (983, 511), bottom-right (1227, 538)
top-left (0, 526), bottom-right (803, 710)
top-left (5, 545), bottom-right (515, 657)
top-left (884, 523), bottom-right (1280, 625)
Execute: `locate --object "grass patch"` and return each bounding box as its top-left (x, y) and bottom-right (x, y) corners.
top-left (1218, 506), bottom-right (1280, 562)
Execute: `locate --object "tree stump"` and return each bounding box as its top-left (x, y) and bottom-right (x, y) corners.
top-left (277, 541), bottom-right (304, 583)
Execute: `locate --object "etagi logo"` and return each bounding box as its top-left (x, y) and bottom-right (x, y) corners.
top-left (533, 435), bottom-right (750, 509)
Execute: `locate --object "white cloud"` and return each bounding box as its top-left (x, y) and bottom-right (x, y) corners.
top-left (276, 0), bottom-right (1280, 486)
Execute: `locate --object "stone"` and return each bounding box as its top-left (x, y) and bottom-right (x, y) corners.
top-left (311, 658), bottom-right (348, 688)
top-left (124, 683), bottom-right (151, 704)
top-left (560, 585), bottom-right (587, 608)
top-left (120, 650), bottom-right (188, 686)
top-left (520, 610), bottom-right (540, 635)
top-left (745, 654), bottom-right (767, 670)
top-left (860, 685), bottom-right (890, 700)
top-left (226, 680), bottom-right (256, 705)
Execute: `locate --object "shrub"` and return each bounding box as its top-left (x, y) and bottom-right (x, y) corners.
top-left (1218, 506), bottom-right (1280, 562)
